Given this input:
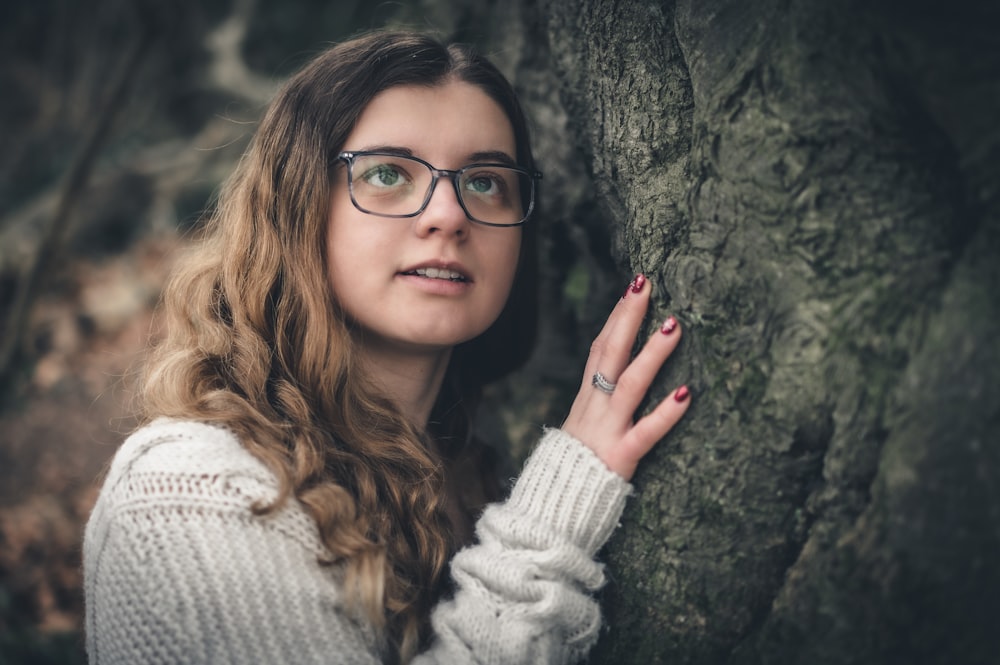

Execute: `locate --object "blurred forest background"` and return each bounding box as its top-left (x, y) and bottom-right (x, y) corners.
top-left (1, 1), bottom-right (597, 662)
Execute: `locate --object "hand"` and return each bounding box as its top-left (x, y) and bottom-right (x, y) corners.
top-left (562, 274), bottom-right (690, 481)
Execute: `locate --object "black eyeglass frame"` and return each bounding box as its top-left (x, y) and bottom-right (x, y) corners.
top-left (337, 151), bottom-right (542, 228)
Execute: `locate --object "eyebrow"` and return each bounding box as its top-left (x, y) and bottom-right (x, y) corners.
top-left (354, 145), bottom-right (517, 166)
top-left (468, 150), bottom-right (517, 166)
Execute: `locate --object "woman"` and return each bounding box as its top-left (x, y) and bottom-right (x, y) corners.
top-left (83, 31), bottom-right (690, 664)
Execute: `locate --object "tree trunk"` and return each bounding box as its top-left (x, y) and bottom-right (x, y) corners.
top-left (434, 0), bottom-right (1000, 662)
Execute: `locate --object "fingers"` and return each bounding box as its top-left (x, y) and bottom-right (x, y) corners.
top-left (612, 385), bottom-right (691, 478)
top-left (564, 272), bottom-right (691, 481)
top-left (610, 314), bottom-right (682, 405)
top-left (584, 274), bottom-right (652, 383)
top-left (601, 313), bottom-right (685, 473)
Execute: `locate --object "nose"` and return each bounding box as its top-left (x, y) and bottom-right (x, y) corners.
top-left (413, 175), bottom-right (471, 239)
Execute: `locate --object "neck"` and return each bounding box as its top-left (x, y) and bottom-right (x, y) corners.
top-left (359, 342), bottom-right (453, 429)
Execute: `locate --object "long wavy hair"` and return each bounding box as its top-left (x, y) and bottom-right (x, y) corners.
top-left (141, 31), bottom-right (539, 662)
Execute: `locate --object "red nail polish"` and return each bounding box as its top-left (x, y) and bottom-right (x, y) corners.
top-left (631, 274), bottom-right (646, 294)
top-left (622, 280), bottom-right (635, 299)
top-left (661, 316), bottom-right (677, 335)
top-left (674, 385), bottom-right (690, 402)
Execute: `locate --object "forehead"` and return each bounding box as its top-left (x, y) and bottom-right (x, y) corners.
top-left (344, 81), bottom-right (517, 163)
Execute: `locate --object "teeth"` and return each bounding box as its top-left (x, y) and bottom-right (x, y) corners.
top-left (414, 267), bottom-right (465, 281)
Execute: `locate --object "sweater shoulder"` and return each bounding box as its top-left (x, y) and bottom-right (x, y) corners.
top-left (84, 423), bottom-right (385, 662)
top-left (105, 418), bottom-right (278, 505)
top-left (88, 418), bottom-right (327, 561)
top-left (115, 418), bottom-right (270, 477)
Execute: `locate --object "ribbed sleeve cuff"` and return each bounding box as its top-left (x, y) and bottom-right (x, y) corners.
top-left (505, 428), bottom-right (633, 556)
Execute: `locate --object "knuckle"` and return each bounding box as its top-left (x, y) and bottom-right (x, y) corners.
top-left (592, 335), bottom-right (631, 362)
top-left (648, 407), bottom-right (673, 430)
top-left (589, 336), bottom-right (610, 358)
top-left (653, 401), bottom-right (683, 430)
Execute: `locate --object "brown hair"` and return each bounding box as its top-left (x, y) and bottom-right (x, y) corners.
top-left (141, 31), bottom-right (539, 662)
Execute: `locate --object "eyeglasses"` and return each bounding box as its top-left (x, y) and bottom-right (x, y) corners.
top-left (337, 151), bottom-right (542, 227)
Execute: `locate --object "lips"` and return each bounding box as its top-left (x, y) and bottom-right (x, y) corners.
top-left (400, 263), bottom-right (471, 282)
top-left (407, 267), bottom-right (466, 281)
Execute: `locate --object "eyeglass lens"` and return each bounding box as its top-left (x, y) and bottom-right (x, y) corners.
top-left (349, 154), bottom-right (531, 226)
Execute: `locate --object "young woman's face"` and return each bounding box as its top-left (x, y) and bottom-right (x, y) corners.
top-left (327, 81), bottom-right (523, 357)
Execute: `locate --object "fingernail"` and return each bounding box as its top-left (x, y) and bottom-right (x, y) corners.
top-left (661, 316), bottom-right (677, 335)
top-left (622, 279), bottom-right (635, 299)
top-left (674, 385), bottom-right (690, 402)
top-left (631, 274), bottom-right (646, 294)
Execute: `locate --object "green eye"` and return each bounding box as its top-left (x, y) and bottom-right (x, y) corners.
top-left (464, 171), bottom-right (507, 197)
top-left (364, 165), bottom-right (402, 187)
top-left (467, 176), bottom-right (497, 194)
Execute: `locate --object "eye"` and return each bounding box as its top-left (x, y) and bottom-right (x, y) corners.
top-left (466, 174), bottom-right (501, 195)
top-left (462, 169), bottom-right (512, 201)
top-left (361, 163), bottom-right (407, 188)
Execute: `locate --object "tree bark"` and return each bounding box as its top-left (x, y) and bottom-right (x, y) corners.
top-left (432, 0), bottom-right (1000, 662)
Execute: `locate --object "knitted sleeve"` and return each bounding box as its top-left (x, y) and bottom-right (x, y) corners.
top-left (416, 428), bottom-right (632, 664)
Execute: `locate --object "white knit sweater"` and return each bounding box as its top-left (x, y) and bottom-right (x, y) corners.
top-left (83, 419), bottom-right (633, 664)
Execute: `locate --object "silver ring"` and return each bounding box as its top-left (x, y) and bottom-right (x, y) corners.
top-left (591, 371), bottom-right (617, 394)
